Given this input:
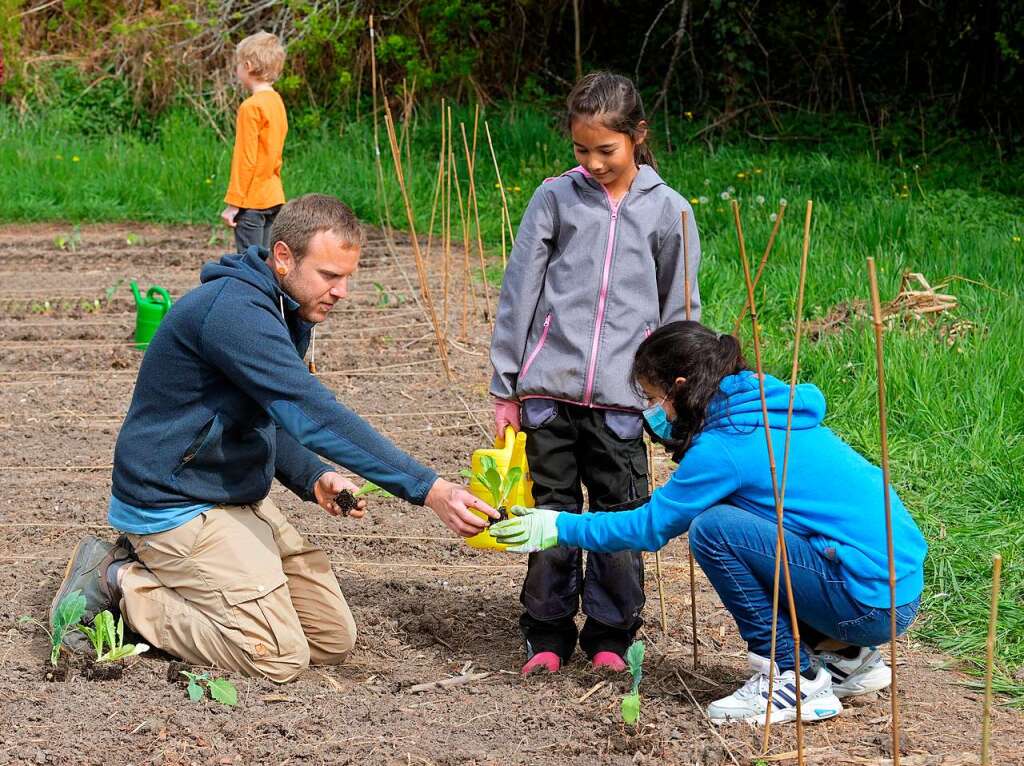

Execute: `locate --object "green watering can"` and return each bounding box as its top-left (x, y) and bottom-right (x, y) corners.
top-left (130, 282), bottom-right (172, 350)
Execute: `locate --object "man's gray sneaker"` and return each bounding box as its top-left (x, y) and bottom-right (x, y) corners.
top-left (49, 535), bottom-right (133, 652)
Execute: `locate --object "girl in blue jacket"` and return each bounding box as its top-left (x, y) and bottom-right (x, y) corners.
top-left (489, 72), bottom-right (701, 675)
top-left (492, 321), bottom-right (927, 724)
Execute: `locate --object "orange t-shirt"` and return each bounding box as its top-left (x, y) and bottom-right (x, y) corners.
top-left (224, 89), bottom-right (288, 210)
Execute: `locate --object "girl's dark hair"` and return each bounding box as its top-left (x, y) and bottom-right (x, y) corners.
top-left (567, 71), bottom-right (657, 171)
top-left (631, 321), bottom-right (749, 461)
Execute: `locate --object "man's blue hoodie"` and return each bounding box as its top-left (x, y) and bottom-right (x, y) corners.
top-left (556, 371), bottom-right (927, 609)
top-left (109, 248), bottom-right (437, 534)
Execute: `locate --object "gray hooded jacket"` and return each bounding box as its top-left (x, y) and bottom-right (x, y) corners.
top-left (489, 164), bottom-right (701, 411)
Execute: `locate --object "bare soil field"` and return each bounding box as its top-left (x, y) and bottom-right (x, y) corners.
top-left (0, 224), bottom-right (1019, 765)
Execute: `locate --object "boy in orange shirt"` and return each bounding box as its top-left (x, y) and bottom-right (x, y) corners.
top-left (221, 32), bottom-right (288, 253)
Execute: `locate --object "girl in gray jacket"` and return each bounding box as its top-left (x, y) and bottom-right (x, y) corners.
top-left (489, 71), bottom-right (701, 675)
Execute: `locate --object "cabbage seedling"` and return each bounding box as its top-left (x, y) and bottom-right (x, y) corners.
top-left (460, 455), bottom-right (522, 521)
top-left (620, 640), bottom-right (645, 726)
top-left (19, 590), bottom-right (87, 667)
top-left (334, 480), bottom-right (395, 516)
top-left (180, 670), bottom-right (238, 706)
top-left (77, 610), bottom-right (149, 662)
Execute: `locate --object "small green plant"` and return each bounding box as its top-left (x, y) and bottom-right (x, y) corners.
top-left (355, 480), bottom-right (393, 498)
top-left (460, 455), bottom-right (522, 520)
top-left (620, 640), bottom-right (645, 726)
top-left (19, 590), bottom-right (86, 666)
top-left (78, 610), bottom-right (149, 662)
top-left (372, 281), bottom-right (404, 307)
top-left (53, 225), bottom-right (82, 252)
top-left (180, 670), bottom-right (238, 706)
top-left (125, 233), bottom-right (141, 246)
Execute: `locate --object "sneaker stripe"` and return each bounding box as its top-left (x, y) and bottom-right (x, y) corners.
top-left (826, 662), bottom-right (850, 680)
top-left (775, 688), bottom-right (797, 706)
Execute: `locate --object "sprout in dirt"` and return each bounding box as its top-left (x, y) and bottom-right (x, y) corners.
top-left (78, 609), bottom-right (149, 663)
top-left (181, 670), bottom-right (238, 706)
top-left (18, 590), bottom-right (87, 667)
top-left (620, 640), bottom-right (645, 726)
top-left (460, 455), bottom-right (522, 521)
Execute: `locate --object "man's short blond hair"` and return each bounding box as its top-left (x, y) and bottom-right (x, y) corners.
top-left (235, 32), bottom-right (286, 83)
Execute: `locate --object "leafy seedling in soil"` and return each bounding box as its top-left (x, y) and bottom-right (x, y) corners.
top-left (19, 589), bottom-right (86, 672)
top-left (333, 481), bottom-right (394, 517)
top-left (180, 671), bottom-right (238, 706)
top-left (460, 455), bottom-right (522, 523)
top-left (77, 609), bottom-right (148, 680)
top-left (620, 640), bottom-right (645, 726)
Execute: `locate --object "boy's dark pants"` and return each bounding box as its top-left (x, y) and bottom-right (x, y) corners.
top-left (234, 205), bottom-right (282, 253)
top-left (520, 399), bottom-right (648, 661)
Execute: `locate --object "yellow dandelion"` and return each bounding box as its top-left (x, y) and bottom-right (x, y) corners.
top-left (684, 111), bottom-right (694, 121)
top-left (754, 168), bottom-right (763, 174)
top-left (690, 197), bottom-right (699, 204)
top-left (513, 186), bottom-right (521, 192)
top-left (72, 156), bottom-right (80, 162)
top-left (55, 154), bottom-right (64, 161)
top-left (1013, 235), bottom-right (1022, 243)
top-left (737, 172), bottom-right (746, 179)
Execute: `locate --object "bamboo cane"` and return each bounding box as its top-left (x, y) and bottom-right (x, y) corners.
top-left (368, 17), bottom-right (399, 258)
top-left (762, 200), bottom-right (813, 750)
top-left (484, 121), bottom-right (515, 260)
top-left (460, 121), bottom-right (494, 328)
top-left (424, 101), bottom-right (446, 266)
top-left (733, 201), bottom-right (787, 337)
top-left (733, 200), bottom-right (804, 764)
top-left (382, 107), bottom-right (452, 381)
top-left (867, 256), bottom-right (901, 766)
top-left (443, 106), bottom-right (454, 334)
top-left (450, 131), bottom-right (472, 340)
top-left (681, 208), bottom-right (699, 667)
top-left (647, 439), bottom-right (670, 638)
top-left (981, 553), bottom-right (1003, 766)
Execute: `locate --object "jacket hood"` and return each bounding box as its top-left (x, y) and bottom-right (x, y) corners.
top-left (199, 246), bottom-right (299, 312)
top-left (705, 371), bottom-right (826, 432)
top-left (560, 164), bottom-right (667, 196)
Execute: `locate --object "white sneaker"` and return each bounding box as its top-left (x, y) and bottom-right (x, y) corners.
top-left (815, 646), bottom-right (892, 698)
top-left (706, 653), bottom-right (843, 724)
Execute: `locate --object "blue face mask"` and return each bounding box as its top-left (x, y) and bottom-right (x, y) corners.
top-left (643, 404), bottom-right (673, 443)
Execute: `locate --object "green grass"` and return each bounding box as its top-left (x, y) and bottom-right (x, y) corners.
top-left (2, 104), bottom-right (1023, 704)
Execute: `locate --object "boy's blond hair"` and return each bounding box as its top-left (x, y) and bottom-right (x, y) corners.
top-left (235, 32), bottom-right (286, 84)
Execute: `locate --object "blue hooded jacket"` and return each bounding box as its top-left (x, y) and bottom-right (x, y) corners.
top-left (556, 371), bottom-right (927, 608)
top-left (109, 247), bottom-right (437, 534)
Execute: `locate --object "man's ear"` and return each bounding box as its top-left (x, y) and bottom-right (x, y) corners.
top-left (271, 241), bottom-right (295, 275)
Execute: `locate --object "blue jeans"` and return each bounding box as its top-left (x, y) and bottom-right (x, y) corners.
top-left (689, 505), bottom-right (920, 672)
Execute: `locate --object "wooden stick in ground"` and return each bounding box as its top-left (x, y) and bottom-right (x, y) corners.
top-left (485, 120), bottom-right (515, 260)
top-left (460, 121), bottom-right (494, 328)
top-left (733, 199), bottom-right (805, 764)
top-left (424, 101), bottom-right (446, 266)
top-left (450, 130), bottom-right (472, 341)
top-left (981, 553), bottom-right (1003, 766)
top-left (867, 256), bottom-right (902, 766)
top-left (382, 107), bottom-right (452, 381)
top-left (647, 438), bottom-right (669, 637)
top-left (733, 201), bottom-right (787, 337)
top-left (681, 207), bottom-right (699, 668)
top-left (368, 17), bottom-right (399, 258)
top-left (443, 106), bottom-right (454, 334)
top-left (762, 200), bottom-right (813, 750)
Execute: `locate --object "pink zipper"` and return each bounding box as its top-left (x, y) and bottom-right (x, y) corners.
top-left (583, 188), bottom-right (624, 405)
top-left (520, 313), bottom-right (552, 379)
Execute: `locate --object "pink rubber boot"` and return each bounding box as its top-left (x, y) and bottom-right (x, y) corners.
top-left (592, 651), bottom-right (627, 673)
top-left (521, 651), bottom-right (561, 675)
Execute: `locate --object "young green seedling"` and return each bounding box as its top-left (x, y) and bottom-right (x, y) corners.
top-left (77, 610), bottom-right (149, 662)
top-left (620, 640), bottom-right (645, 726)
top-left (180, 670), bottom-right (238, 706)
top-left (460, 455), bottom-right (522, 521)
top-left (18, 590), bottom-right (86, 667)
top-left (333, 480), bottom-right (395, 517)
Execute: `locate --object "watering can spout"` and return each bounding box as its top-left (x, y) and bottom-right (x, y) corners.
top-left (129, 281), bottom-right (143, 306)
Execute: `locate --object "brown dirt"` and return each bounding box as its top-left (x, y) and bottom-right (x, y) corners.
top-left (0, 224), bottom-right (1021, 766)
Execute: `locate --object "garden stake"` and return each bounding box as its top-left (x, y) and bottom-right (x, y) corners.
top-left (443, 106), bottom-right (454, 334)
top-left (867, 256), bottom-right (901, 766)
top-left (382, 108), bottom-right (451, 380)
top-left (733, 201), bottom-right (787, 337)
top-left (981, 553), bottom-right (1002, 766)
top-left (484, 121), bottom-right (515, 261)
top-left (681, 208), bottom-right (699, 668)
top-left (460, 121), bottom-right (494, 328)
top-left (762, 200), bottom-right (812, 751)
top-left (449, 131), bottom-right (472, 340)
top-left (424, 99), bottom-right (447, 267)
top-left (647, 438), bottom-right (669, 637)
top-left (368, 16), bottom-right (400, 260)
top-left (733, 199), bottom-right (805, 764)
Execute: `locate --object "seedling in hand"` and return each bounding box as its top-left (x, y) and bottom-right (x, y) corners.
top-left (460, 455), bottom-right (522, 522)
top-left (77, 609), bottom-right (149, 662)
top-left (18, 590), bottom-right (86, 667)
top-left (620, 640), bottom-right (645, 726)
top-left (333, 480), bottom-right (394, 517)
top-left (180, 670), bottom-right (238, 706)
